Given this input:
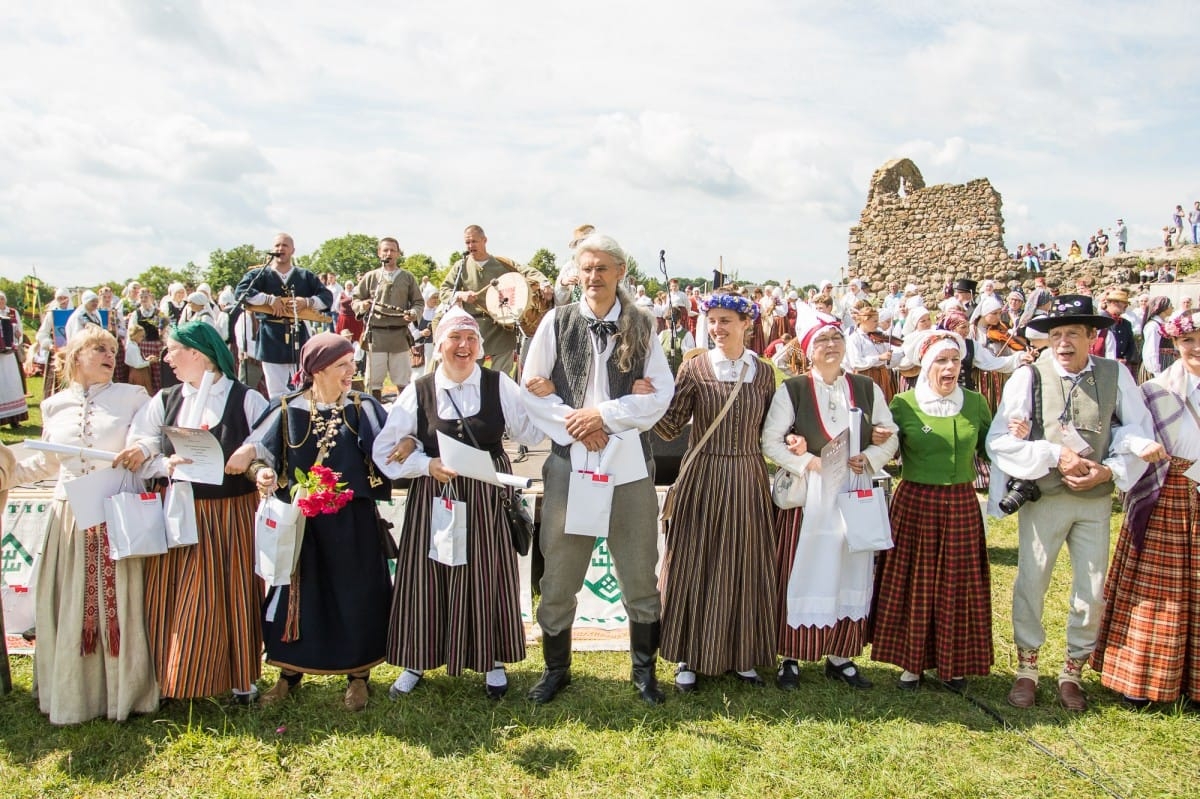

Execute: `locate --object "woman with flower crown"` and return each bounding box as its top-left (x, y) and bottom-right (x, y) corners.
top-left (129, 320), bottom-right (269, 706)
top-left (650, 292), bottom-right (778, 692)
top-left (227, 332), bottom-right (393, 711)
top-left (373, 307), bottom-right (544, 700)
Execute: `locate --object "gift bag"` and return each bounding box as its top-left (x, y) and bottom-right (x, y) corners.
top-left (565, 469), bottom-right (614, 538)
top-left (836, 487), bottom-right (893, 553)
top-left (104, 479), bottom-right (168, 560)
top-left (429, 489), bottom-right (467, 566)
top-left (163, 480), bottom-right (198, 548)
top-left (255, 495), bottom-right (305, 586)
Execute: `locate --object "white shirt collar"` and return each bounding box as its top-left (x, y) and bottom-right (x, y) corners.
top-left (1049, 354), bottom-right (1095, 379)
top-left (434, 364), bottom-right (481, 393)
top-left (181, 373), bottom-right (231, 398)
top-left (580, 299), bottom-right (622, 322)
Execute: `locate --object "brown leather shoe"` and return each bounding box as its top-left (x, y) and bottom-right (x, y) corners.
top-left (344, 678), bottom-right (369, 711)
top-left (1057, 680), bottom-right (1088, 712)
top-left (1007, 677), bottom-right (1037, 708)
top-left (260, 678), bottom-right (292, 706)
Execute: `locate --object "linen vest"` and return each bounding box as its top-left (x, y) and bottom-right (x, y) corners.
top-left (548, 302), bottom-right (652, 459)
top-left (781, 373), bottom-right (875, 453)
top-left (1029, 357), bottom-right (1118, 498)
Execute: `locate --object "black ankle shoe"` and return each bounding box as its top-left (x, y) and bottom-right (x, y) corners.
top-left (727, 670), bottom-right (766, 687)
top-left (824, 658), bottom-right (872, 689)
top-left (528, 668), bottom-right (571, 704)
top-left (777, 659), bottom-right (801, 690)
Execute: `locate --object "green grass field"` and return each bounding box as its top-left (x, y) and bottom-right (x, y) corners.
top-left (2, 507), bottom-right (1197, 798)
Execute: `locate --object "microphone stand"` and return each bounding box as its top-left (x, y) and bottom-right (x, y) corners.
top-left (659, 249), bottom-right (679, 371)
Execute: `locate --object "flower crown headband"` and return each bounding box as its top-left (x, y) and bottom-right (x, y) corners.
top-left (700, 292), bottom-right (760, 320)
top-left (1164, 312), bottom-right (1198, 339)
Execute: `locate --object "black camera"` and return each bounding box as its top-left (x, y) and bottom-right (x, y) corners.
top-left (998, 477), bottom-right (1041, 515)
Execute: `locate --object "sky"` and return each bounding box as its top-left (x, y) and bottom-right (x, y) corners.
top-left (2, 1), bottom-right (1197, 290)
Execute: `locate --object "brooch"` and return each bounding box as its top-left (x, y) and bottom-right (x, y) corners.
top-left (921, 425), bottom-right (933, 434)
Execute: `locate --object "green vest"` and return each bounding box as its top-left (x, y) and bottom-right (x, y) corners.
top-left (1030, 357), bottom-right (1118, 498)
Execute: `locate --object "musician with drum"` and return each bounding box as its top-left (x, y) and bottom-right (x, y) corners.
top-left (352, 237), bottom-right (425, 401)
top-left (234, 232), bottom-right (333, 398)
top-left (440, 225), bottom-right (553, 376)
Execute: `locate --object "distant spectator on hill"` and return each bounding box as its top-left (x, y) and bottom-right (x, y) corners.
top-left (1173, 205), bottom-right (1186, 246)
top-left (1068, 240), bottom-right (1084, 262)
top-left (1086, 236), bottom-right (1100, 258)
top-left (1189, 202), bottom-right (1200, 245)
top-left (1096, 229), bottom-right (1110, 256)
top-left (1157, 264), bottom-right (1175, 282)
top-left (1047, 243), bottom-right (1062, 261)
top-left (1113, 219), bottom-right (1128, 253)
top-left (1163, 227), bottom-right (1175, 251)
top-left (1140, 264), bottom-right (1158, 284)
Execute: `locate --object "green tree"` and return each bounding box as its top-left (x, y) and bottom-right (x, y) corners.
top-left (205, 244), bottom-right (265, 292)
top-left (136, 265), bottom-right (195, 299)
top-left (0, 275), bottom-right (53, 318)
top-left (527, 248), bottom-right (558, 281)
top-left (402, 253), bottom-right (445, 284)
top-left (307, 233), bottom-right (380, 282)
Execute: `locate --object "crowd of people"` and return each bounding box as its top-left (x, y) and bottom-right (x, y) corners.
top-left (0, 225), bottom-right (1198, 729)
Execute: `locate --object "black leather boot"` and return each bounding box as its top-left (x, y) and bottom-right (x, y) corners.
top-left (630, 620), bottom-right (665, 705)
top-left (528, 629), bottom-right (572, 704)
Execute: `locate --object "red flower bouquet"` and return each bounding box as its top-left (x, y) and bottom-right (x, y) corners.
top-left (291, 464), bottom-right (354, 518)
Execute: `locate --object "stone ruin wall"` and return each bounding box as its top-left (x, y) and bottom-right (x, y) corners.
top-left (847, 159), bottom-right (1012, 304)
top-left (846, 158), bottom-right (1189, 304)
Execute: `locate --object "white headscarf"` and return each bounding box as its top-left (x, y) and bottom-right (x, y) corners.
top-left (911, 330), bottom-right (966, 415)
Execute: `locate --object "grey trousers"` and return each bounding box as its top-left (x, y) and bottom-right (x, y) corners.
top-left (536, 451), bottom-right (661, 636)
top-left (1012, 491), bottom-right (1111, 661)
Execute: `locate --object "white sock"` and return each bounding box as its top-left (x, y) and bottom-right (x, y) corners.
top-left (391, 669), bottom-right (423, 694)
top-left (485, 664), bottom-right (507, 687)
top-left (900, 670), bottom-right (921, 683)
top-left (737, 669), bottom-right (759, 679)
top-left (675, 663), bottom-right (697, 685)
top-left (827, 655), bottom-right (855, 673)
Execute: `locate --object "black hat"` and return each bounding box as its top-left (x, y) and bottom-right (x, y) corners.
top-left (1025, 294), bottom-right (1115, 333)
top-left (952, 278), bottom-right (978, 295)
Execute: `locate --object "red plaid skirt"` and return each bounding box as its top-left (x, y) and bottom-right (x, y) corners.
top-left (869, 480), bottom-right (993, 677)
top-left (1092, 458), bottom-right (1200, 701)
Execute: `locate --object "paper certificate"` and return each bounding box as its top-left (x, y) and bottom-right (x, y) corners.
top-left (819, 429), bottom-right (850, 508)
top-left (163, 426), bottom-right (226, 485)
top-left (436, 431), bottom-right (533, 489)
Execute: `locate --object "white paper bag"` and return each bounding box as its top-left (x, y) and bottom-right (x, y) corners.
top-left (429, 494), bottom-right (468, 566)
top-left (104, 489), bottom-right (168, 559)
top-left (255, 495), bottom-right (305, 586)
top-left (837, 487), bottom-right (893, 552)
top-left (565, 470), bottom-right (614, 538)
top-left (164, 480), bottom-right (198, 548)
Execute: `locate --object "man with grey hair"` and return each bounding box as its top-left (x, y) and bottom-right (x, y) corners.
top-left (521, 233), bottom-right (675, 705)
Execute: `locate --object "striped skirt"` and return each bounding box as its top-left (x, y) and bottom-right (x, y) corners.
top-left (659, 452), bottom-right (776, 675)
top-left (775, 506), bottom-right (867, 661)
top-left (856, 366), bottom-right (896, 403)
top-left (144, 491), bottom-right (262, 698)
top-left (974, 368), bottom-right (1008, 415)
top-left (868, 481), bottom-right (993, 677)
top-left (1092, 458), bottom-right (1200, 702)
top-left (387, 468), bottom-right (525, 675)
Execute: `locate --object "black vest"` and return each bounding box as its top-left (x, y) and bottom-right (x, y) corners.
top-left (161, 379), bottom-right (255, 499)
top-left (414, 369), bottom-right (505, 459)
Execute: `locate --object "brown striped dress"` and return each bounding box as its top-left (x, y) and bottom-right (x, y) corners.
top-left (653, 353), bottom-right (777, 675)
top-left (385, 369), bottom-right (526, 675)
top-left (142, 380), bottom-right (264, 698)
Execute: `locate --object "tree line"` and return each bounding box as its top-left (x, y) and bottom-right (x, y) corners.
top-left (2, 233), bottom-right (719, 319)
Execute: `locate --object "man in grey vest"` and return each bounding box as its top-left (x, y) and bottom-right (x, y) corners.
top-left (521, 233), bottom-right (675, 705)
top-left (986, 295), bottom-right (1159, 711)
